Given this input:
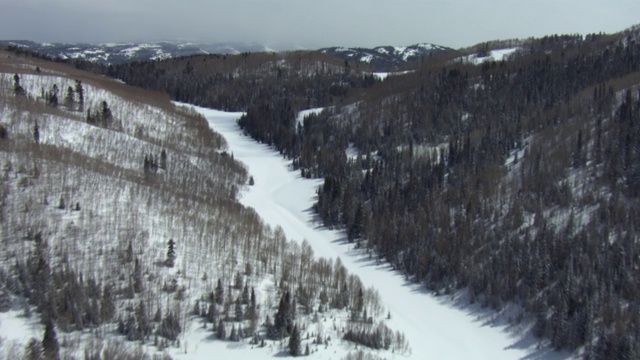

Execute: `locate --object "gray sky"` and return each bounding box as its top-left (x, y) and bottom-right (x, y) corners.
top-left (1, 0), bottom-right (639, 49)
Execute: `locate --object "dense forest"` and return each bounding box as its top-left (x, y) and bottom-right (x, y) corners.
top-left (26, 25), bottom-right (640, 359)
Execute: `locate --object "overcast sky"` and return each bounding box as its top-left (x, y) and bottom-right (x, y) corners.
top-left (1, 0), bottom-right (639, 49)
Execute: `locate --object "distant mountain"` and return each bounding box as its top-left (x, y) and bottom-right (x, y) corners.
top-left (0, 40), bottom-right (277, 65)
top-left (319, 43), bottom-right (452, 68)
top-left (0, 40), bottom-right (452, 67)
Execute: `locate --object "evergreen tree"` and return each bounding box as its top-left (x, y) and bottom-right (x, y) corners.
top-left (86, 108), bottom-right (94, 124)
top-left (24, 338), bottom-right (43, 360)
top-left (229, 325), bottom-right (238, 341)
top-left (0, 124), bottom-right (7, 139)
top-left (135, 300), bottom-right (150, 338)
top-left (157, 311), bottom-right (181, 341)
top-left (47, 84), bottom-right (58, 107)
top-left (217, 319), bottom-right (226, 339)
top-left (63, 86), bottom-right (74, 109)
top-left (270, 291), bottom-right (292, 339)
top-left (57, 195), bottom-right (65, 210)
top-left (160, 149), bottom-right (167, 170)
top-left (206, 303), bottom-right (218, 323)
top-left (13, 73), bottom-right (25, 96)
top-left (166, 239), bottom-right (176, 267)
top-left (133, 258), bottom-right (143, 293)
top-left (215, 278), bottom-right (224, 305)
top-left (42, 319), bottom-right (60, 360)
top-left (100, 284), bottom-right (115, 322)
top-left (234, 271), bottom-right (244, 290)
top-left (234, 297), bottom-right (243, 321)
top-left (74, 80), bottom-right (84, 112)
top-left (100, 100), bottom-right (113, 128)
top-left (242, 283), bottom-right (250, 304)
top-left (289, 324), bottom-right (301, 356)
top-left (33, 121), bottom-right (40, 144)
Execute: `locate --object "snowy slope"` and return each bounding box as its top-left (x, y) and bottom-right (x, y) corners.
top-left (194, 106), bottom-right (572, 360)
top-left (458, 48), bottom-right (520, 64)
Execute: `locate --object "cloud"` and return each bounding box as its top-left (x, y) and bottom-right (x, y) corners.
top-left (1, 0), bottom-right (638, 48)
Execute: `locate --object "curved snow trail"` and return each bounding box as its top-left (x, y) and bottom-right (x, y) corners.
top-left (194, 106), bottom-right (565, 360)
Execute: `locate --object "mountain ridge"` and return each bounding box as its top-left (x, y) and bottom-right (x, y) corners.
top-left (0, 40), bottom-right (452, 68)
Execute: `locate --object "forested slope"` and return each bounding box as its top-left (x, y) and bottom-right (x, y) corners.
top-left (0, 50), bottom-right (405, 359)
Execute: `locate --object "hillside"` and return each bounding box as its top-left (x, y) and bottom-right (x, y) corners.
top-left (88, 25), bottom-right (640, 359)
top-left (0, 51), bottom-right (407, 359)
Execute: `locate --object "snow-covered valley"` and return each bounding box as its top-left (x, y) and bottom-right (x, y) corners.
top-left (194, 106), bottom-right (572, 360)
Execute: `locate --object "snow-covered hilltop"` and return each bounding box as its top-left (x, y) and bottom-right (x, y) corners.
top-left (320, 43), bottom-right (452, 68)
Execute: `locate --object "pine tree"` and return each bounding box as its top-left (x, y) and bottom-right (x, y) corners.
top-left (13, 74), bottom-right (25, 96)
top-left (33, 121), bottom-right (40, 144)
top-left (74, 80), bottom-right (84, 112)
top-left (24, 338), bottom-right (43, 360)
top-left (63, 86), bottom-right (74, 109)
top-left (242, 284), bottom-right (250, 304)
top-left (57, 195), bottom-right (65, 210)
top-left (133, 258), bottom-right (143, 293)
top-left (42, 319), bottom-right (60, 360)
top-left (289, 324), bottom-right (301, 356)
top-left (215, 278), bottom-right (224, 305)
top-left (206, 303), bottom-right (217, 323)
top-left (100, 284), bottom-right (115, 322)
top-left (100, 100), bottom-right (113, 128)
top-left (217, 319), bottom-right (226, 339)
top-left (234, 297), bottom-right (243, 321)
top-left (166, 239), bottom-right (176, 267)
top-left (229, 325), bottom-right (238, 341)
top-left (160, 149), bottom-right (167, 170)
top-left (158, 311), bottom-right (181, 341)
top-left (47, 85), bottom-right (58, 107)
top-left (271, 291), bottom-right (292, 339)
top-left (0, 124), bottom-right (7, 139)
top-left (135, 300), bottom-right (150, 338)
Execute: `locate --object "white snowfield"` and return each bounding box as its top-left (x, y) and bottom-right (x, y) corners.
top-left (195, 106), bottom-right (571, 360)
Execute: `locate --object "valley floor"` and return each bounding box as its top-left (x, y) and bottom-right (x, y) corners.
top-left (194, 106), bottom-right (573, 360)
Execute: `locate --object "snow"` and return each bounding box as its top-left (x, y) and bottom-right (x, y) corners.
top-left (372, 71), bottom-right (414, 81)
top-left (194, 106), bottom-right (572, 360)
top-left (359, 54), bottom-right (374, 63)
top-left (296, 108), bottom-right (324, 126)
top-left (345, 143), bottom-right (359, 160)
top-left (393, 46), bottom-right (407, 54)
top-left (0, 311), bottom-right (43, 345)
top-left (460, 48), bottom-right (520, 65)
top-left (400, 48), bottom-right (418, 61)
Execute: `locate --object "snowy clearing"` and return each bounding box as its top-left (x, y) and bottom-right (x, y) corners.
top-left (372, 71), bottom-right (414, 81)
top-left (194, 106), bottom-right (572, 360)
top-left (296, 108), bottom-right (324, 126)
top-left (458, 48), bottom-right (520, 65)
